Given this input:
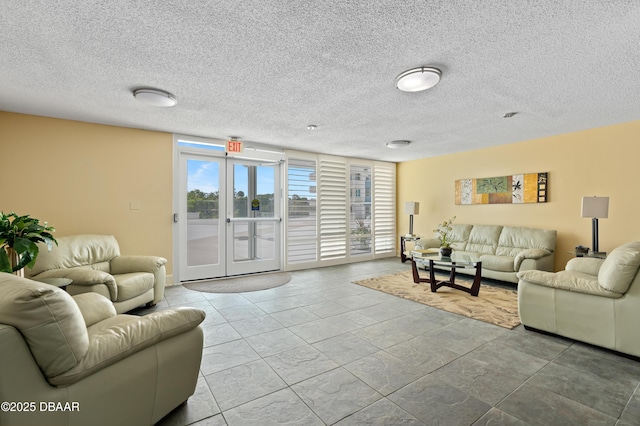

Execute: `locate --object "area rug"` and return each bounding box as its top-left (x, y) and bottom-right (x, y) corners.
top-left (183, 272), bottom-right (291, 293)
top-left (353, 270), bottom-right (520, 329)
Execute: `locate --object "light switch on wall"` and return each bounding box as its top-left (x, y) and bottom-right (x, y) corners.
top-left (129, 201), bottom-right (140, 210)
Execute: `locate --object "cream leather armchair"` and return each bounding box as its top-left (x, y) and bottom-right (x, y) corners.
top-left (518, 241), bottom-right (640, 357)
top-left (26, 234), bottom-right (166, 313)
top-left (0, 273), bottom-right (205, 426)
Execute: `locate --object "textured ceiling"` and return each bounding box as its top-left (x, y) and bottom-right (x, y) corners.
top-left (2, 1), bottom-right (639, 162)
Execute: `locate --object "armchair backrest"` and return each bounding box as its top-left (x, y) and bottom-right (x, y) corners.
top-left (27, 234), bottom-right (121, 277)
top-left (598, 241), bottom-right (640, 294)
top-left (0, 273), bottom-right (88, 378)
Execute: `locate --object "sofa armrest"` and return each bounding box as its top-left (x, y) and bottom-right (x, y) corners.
top-left (514, 248), bottom-right (552, 270)
top-left (110, 255), bottom-right (167, 275)
top-left (415, 238), bottom-right (440, 250)
top-left (565, 257), bottom-right (605, 276)
top-left (48, 307), bottom-right (206, 386)
top-left (72, 293), bottom-right (117, 327)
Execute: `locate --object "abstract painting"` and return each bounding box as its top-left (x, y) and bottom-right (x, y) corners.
top-left (455, 172), bottom-right (548, 205)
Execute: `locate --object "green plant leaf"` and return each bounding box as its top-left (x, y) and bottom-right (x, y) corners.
top-left (0, 251), bottom-right (11, 273)
top-left (0, 211), bottom-right (57, 273)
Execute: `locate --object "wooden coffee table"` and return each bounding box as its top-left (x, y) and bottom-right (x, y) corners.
top-left (411, 254), bottom-right (482, 297)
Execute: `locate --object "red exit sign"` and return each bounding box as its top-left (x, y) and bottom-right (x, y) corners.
top-left (226, 139), bottom-right (243, 153)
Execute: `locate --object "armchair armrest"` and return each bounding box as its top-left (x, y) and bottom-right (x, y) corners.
top-left (566, 257), bottom-right (605, 276)
top-left (72, 293), bottom-right (116, 327)
top-left (110, 255), bottom-right (167, 275)
top-left (514, 248), bottom-right (552, 270)
top-left (48, 307), bottom-right (206, 386)
top-left (110, 255), bottom-right (167, 305)
top-left (32, 268), bottom-right (117, 300)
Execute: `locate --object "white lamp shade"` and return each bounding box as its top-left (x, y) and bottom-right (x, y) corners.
top-left (405, 201), bottom-right (419, 215)
top-left (581, 196), bottom-right (609, 218)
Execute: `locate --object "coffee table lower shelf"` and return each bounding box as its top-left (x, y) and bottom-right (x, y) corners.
top-left (411, 257), bottom-right (482, 297)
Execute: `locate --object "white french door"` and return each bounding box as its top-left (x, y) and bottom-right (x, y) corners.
top-left (178, 152), bottom-right (281, 281)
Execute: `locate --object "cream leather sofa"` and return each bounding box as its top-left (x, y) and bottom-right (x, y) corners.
top-left (0, 273), bottom-right (205, 426)
top-left (416, 224), bottom-right (557, 283)
top-left (518, 241), bottom-right (640, 358)
top-left (26, 234), bottom-right (167, 313)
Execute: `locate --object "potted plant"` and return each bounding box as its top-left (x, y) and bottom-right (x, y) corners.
top-left (0, 211), bottom-right (57, 276)
top-left (433, 215), bottom-right (456, 256)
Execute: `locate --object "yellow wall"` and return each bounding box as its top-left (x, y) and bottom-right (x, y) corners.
top-left (0, 112), bottom-right (174, 279)
top-left (397, 120), bottom-right (640, 270)
top-left (3, 111), bottom-right (639, 278)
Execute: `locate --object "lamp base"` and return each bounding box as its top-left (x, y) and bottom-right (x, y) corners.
top-left (592, 217), bottom-right (600, 254)
top-left (408, 214), bottom-right (414, 236)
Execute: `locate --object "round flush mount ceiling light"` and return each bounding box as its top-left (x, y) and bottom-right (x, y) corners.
top-left (132, 88), bottom-right (177, 107)
top-left (395, 67), bottom-right (442, 92)
top-left (386, 140), bottom-right (411, 149)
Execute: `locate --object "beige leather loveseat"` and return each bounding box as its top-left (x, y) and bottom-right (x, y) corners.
top-left (416, 224), bottom-right (557, 283)
top-left (0, 273), bottom-right (205, 426)
top-left (26, 234), bottom-right (166, 313)
top-left (518, 241), bottom-right (640, 358)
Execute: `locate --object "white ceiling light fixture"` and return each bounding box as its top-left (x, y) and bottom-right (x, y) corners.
top-left (132, 88), bottom-right (177, 107)
top-left (386, 140), bottom-right (411, 149)
top-left (395, 67), bottom-right (442, 92)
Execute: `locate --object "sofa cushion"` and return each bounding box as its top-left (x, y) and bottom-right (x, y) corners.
top-left (465, 225), bottom-right (502, 254)
top-left (598, 242), bottom-right (640, 294)
top-left (496, 226), bottom-right (557, 257)
top-left (479, 254), bottom-right (515, 272)
top-left (446, 224), bottom-right (473, 251)
top-left (114, 272), bottom-right (155, 302)
top-left (73, 293), bottom-right (117, 327)
top-left (0, 273), bottom-right (89, 377)
top-left (565, 257), bottom-right (605, 276)
top-left (27, 234), bottom-right (121, 277)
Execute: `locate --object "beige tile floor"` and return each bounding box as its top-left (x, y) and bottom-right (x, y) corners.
top-left (134, 258), bottom-right (640, 426)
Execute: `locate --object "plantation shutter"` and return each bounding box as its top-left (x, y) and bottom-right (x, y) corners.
top-left (319, 157), bottom-right (348, 260)
top-left (286, 158), bottom-right (317, 263)
top-left (373, 162), bottom-right (396, 255)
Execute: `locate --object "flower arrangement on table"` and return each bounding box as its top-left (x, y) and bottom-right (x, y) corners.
top-left (433, 216), bottom-right (456, 255)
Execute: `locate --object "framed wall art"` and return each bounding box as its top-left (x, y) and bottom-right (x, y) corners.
top-left (455, 172), bottom-right (548, 205)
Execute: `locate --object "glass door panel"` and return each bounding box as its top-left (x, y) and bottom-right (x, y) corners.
top-left (226, 160), bottom-right (281, 276)
top-left (179, 154), bottom-right (225, 281)
top-left (350, 165), bottom-right (372, 256)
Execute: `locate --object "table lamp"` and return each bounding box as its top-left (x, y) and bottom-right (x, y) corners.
top-left (581, 196), bottom-right (609, 254)
top-left (404, 202), bottom-right (419, 236)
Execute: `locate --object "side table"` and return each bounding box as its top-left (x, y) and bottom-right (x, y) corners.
top-left (571, 252), bottom-right (606, 259)
top-left (400, 235), bottom-right (420, 263)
